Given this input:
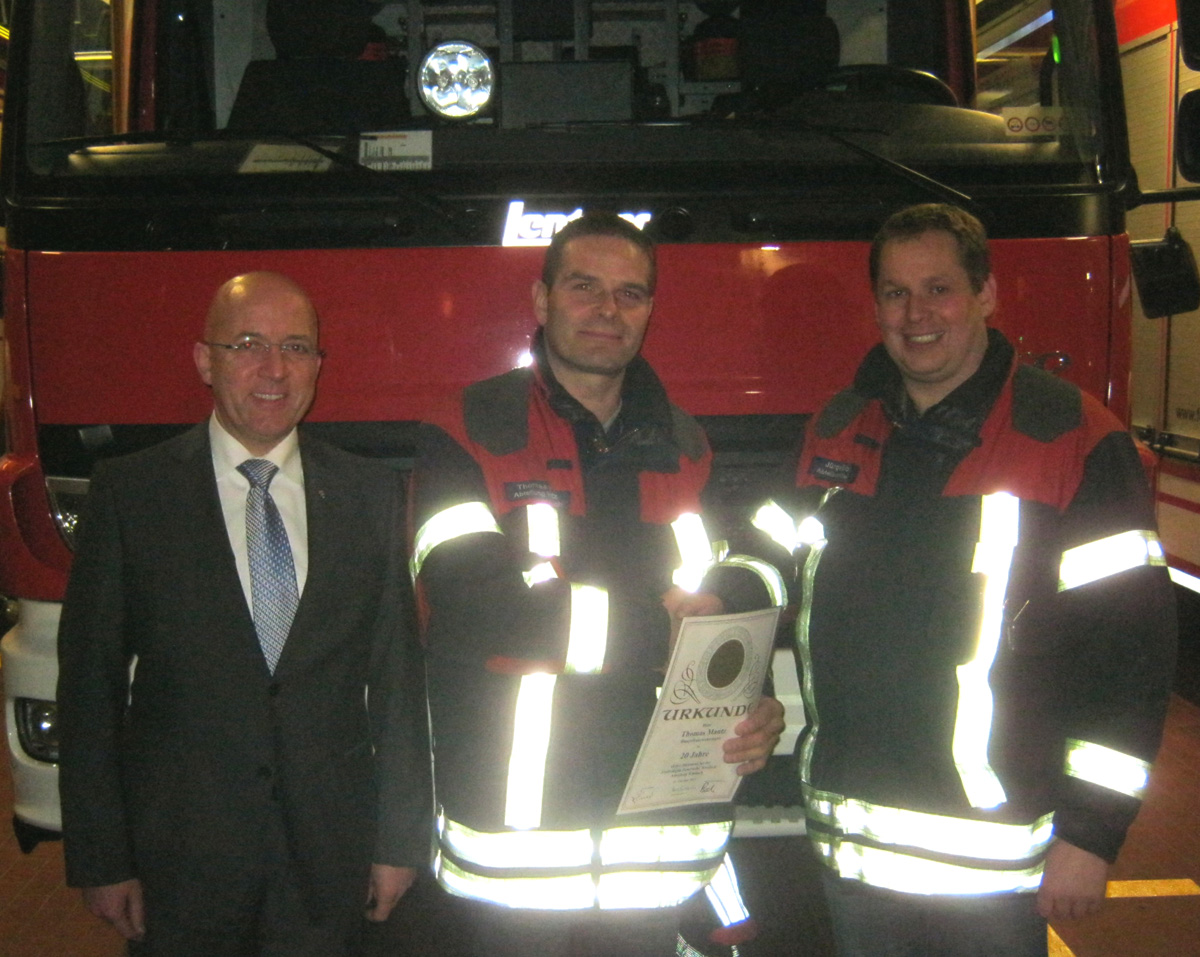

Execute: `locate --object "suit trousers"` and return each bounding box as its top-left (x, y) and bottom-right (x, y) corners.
top-left (129, 805), bottom-right (362, 957)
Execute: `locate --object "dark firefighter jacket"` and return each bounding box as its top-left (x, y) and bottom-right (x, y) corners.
top-left (409, 334), bottom-right (776, 911)
top-left (768, 329), bottom-right (1176, 894)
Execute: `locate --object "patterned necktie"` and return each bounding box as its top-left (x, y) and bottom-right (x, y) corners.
top-left (237, 459), bottom-right (299, 674)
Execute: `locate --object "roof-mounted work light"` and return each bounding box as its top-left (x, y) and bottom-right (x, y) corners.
top-left (417, 41), bottom-right (494, 119)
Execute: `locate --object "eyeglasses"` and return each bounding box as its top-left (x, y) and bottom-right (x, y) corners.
top-left (202, 338), bottom-right (325, 361)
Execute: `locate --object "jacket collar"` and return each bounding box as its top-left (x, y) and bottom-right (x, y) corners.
top-left (853, 327), bottom-right (1015, 455)
top-left (531, 330), bottom-right (680, 468)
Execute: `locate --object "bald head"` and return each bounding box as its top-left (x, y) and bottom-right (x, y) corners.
top-left (203, 271), bottom-right (318, 342)
top-left (194, 272), bottom-right (322, 455)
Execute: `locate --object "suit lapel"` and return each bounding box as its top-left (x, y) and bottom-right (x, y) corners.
top-left (275, 437), bottom-right (341, 675)
top-left (170, 422), bottom-right (263, 666)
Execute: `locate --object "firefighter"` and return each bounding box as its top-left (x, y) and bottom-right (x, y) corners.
top-left (408, 212), bottom-right (787, 956)
top-left (751, 203), bottom-right (1177, 955)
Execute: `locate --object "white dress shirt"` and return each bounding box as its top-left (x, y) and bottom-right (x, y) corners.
top-left (209, 415), bottom-right (309, 613)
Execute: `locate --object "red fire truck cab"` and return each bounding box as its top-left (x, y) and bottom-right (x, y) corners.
top-left (1, 0), bottom-right (1197, 884)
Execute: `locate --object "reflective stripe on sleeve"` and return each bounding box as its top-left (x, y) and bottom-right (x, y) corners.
top-left (672, 512), bottom-right (716, 592)
top-left (524, 561), bottom-right (558, 587)
top-left (1058, 529), bottom-right (1167, 591)
top-left (752, 500), bottom-right (799, 553)
top-left (526, 502), bottom-right (561, 558)
top-left (1064, 738), bottom-right (1151, 799)
top-left (411, 501), bottom-right (502, 580)
top-left (954, 491), bottom-right (1018, 810)
top-left (565, 583), bottom-right (609, 674)
top-left (504, 673), bottom-right (557, 829)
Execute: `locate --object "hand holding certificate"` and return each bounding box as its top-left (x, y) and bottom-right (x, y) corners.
top-left (617, 606), bottom-right (781, 814)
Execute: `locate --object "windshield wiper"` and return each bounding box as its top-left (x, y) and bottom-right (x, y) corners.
top-left (702, 102), bottom-right (980, 214)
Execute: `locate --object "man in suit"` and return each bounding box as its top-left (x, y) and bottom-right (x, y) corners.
top-left (57, 271), bottom-right (430, 957)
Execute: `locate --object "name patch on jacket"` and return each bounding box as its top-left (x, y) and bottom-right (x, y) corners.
top-left (810, 456), bottom-right (859, 485)
top-left (505, 480), bottom-right (571, 508)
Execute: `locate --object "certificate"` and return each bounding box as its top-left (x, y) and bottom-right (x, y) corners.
top-left (617, 606), bottom-right (780, 814)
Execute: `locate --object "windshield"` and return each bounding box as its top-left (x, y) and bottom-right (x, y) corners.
top-left (13, 0), bottom-right (1116, 189)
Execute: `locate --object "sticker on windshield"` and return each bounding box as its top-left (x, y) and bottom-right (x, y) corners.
top-left (239, 144), bottom-right (333, 173)
top-left (359, 131), bottom-right (434, 171)
top-left (1000, 107), bottom-right (1074, 138)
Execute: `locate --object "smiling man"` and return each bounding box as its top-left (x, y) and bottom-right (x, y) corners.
top-left (409, 212), bottom-right (786, 957)
top-left (759, 204), bottom-right (1177, 956)
top-left (57, 272), bottom-right (430, 956)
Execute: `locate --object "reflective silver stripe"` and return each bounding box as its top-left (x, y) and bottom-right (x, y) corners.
top-left (504, 673), bottom-right (557, 829)
top-left (954, 492), bottom-right (1018, 810)
top-left (1058, 529), bottom-right (1167, 591)
top-left (795, 519), bottom-right (827, 784)
top-left (441, 813), bottom-right (592, 868)
top-left (717, 554), bottom-right (788, 607)
top-left (672, 512), bottom-right (716, 592)
top-left (411, 501), bottom-right (502, 580)
top-left (704, 855), bottom-right (750, 926)
top-left (805, 787), bottom-right (1054, 863)
top-left (437, 851), bottom-right (596, 909)
top-left (1065, 738), bottom-right (1151, 799)
top-left (810, 831), bottom-right (1046, 896)
top-left (437, 857), bottom-right (718, 911)
top-left (598, 869), bottom-right (715, 910)
top-left (522, 504), bottom-right (562, 587)
top-left (437, 816), bottom-right (730, 910)
top-left (523, 561), bottom-right (558, 587)
top-left (770, 647), bottom-right (805, 756)
top-left (443, 814), bottom-right (731, 868)
top-left (526, 502), bottom-right (561, 558)
top-left (797, 514), bottom-right (826, 546)
top-left (753, 500), bottom-right (799, 553)
top-left (598, 821), bottom-right (733, 865)
top-left (565, 583), bottom-right (609, 674)
top-left (509, 510), bottom-right (606, 822)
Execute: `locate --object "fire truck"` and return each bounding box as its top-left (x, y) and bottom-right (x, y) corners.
top-left (1119, 0), bottom-right (1200, 705)
top-left (1, 0), bottom-right (1197, 923)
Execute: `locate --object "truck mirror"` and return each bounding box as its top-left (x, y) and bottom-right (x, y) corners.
top-left (1178, 89), bottom-right (1200, 183)
top-left (1130, 226), bottom-right (1200, 319)
top-left (1180, 0), bottom-right (1200, 71)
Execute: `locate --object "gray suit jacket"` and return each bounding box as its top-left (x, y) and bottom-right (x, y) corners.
top-left (57, 423), bottom-right (430, 924)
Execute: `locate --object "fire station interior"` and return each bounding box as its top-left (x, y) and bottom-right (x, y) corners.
top-left (1, 2), bottom-right (1199, 956)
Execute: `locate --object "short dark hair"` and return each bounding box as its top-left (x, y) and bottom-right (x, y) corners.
top-left (869, 203), bottom-right (991, 293)
top-left (541, 211), bottom-right (657, 293)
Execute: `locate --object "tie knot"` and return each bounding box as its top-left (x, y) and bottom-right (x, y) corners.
top-left (238, 459), bottom-right (279, 490)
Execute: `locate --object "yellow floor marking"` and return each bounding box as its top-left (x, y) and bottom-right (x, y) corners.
top-left (1048, 925), bottom-right (1074, 956)
top-left (1047, 880), bottom-right (1200, 956)
top-left (1106, 878), bottom-right (1200, 897)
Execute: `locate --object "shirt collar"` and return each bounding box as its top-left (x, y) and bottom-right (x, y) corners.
top-left (208, 414), bottom-right (302, 485)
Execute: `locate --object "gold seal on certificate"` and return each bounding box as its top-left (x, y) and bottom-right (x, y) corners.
top-left (617, 606), bottom-right (780, 814)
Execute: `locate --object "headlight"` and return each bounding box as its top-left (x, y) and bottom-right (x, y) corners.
top-left (15, 698), bottom-right (59, 763)
top-left (417, 41), bottom-right (494, 119)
